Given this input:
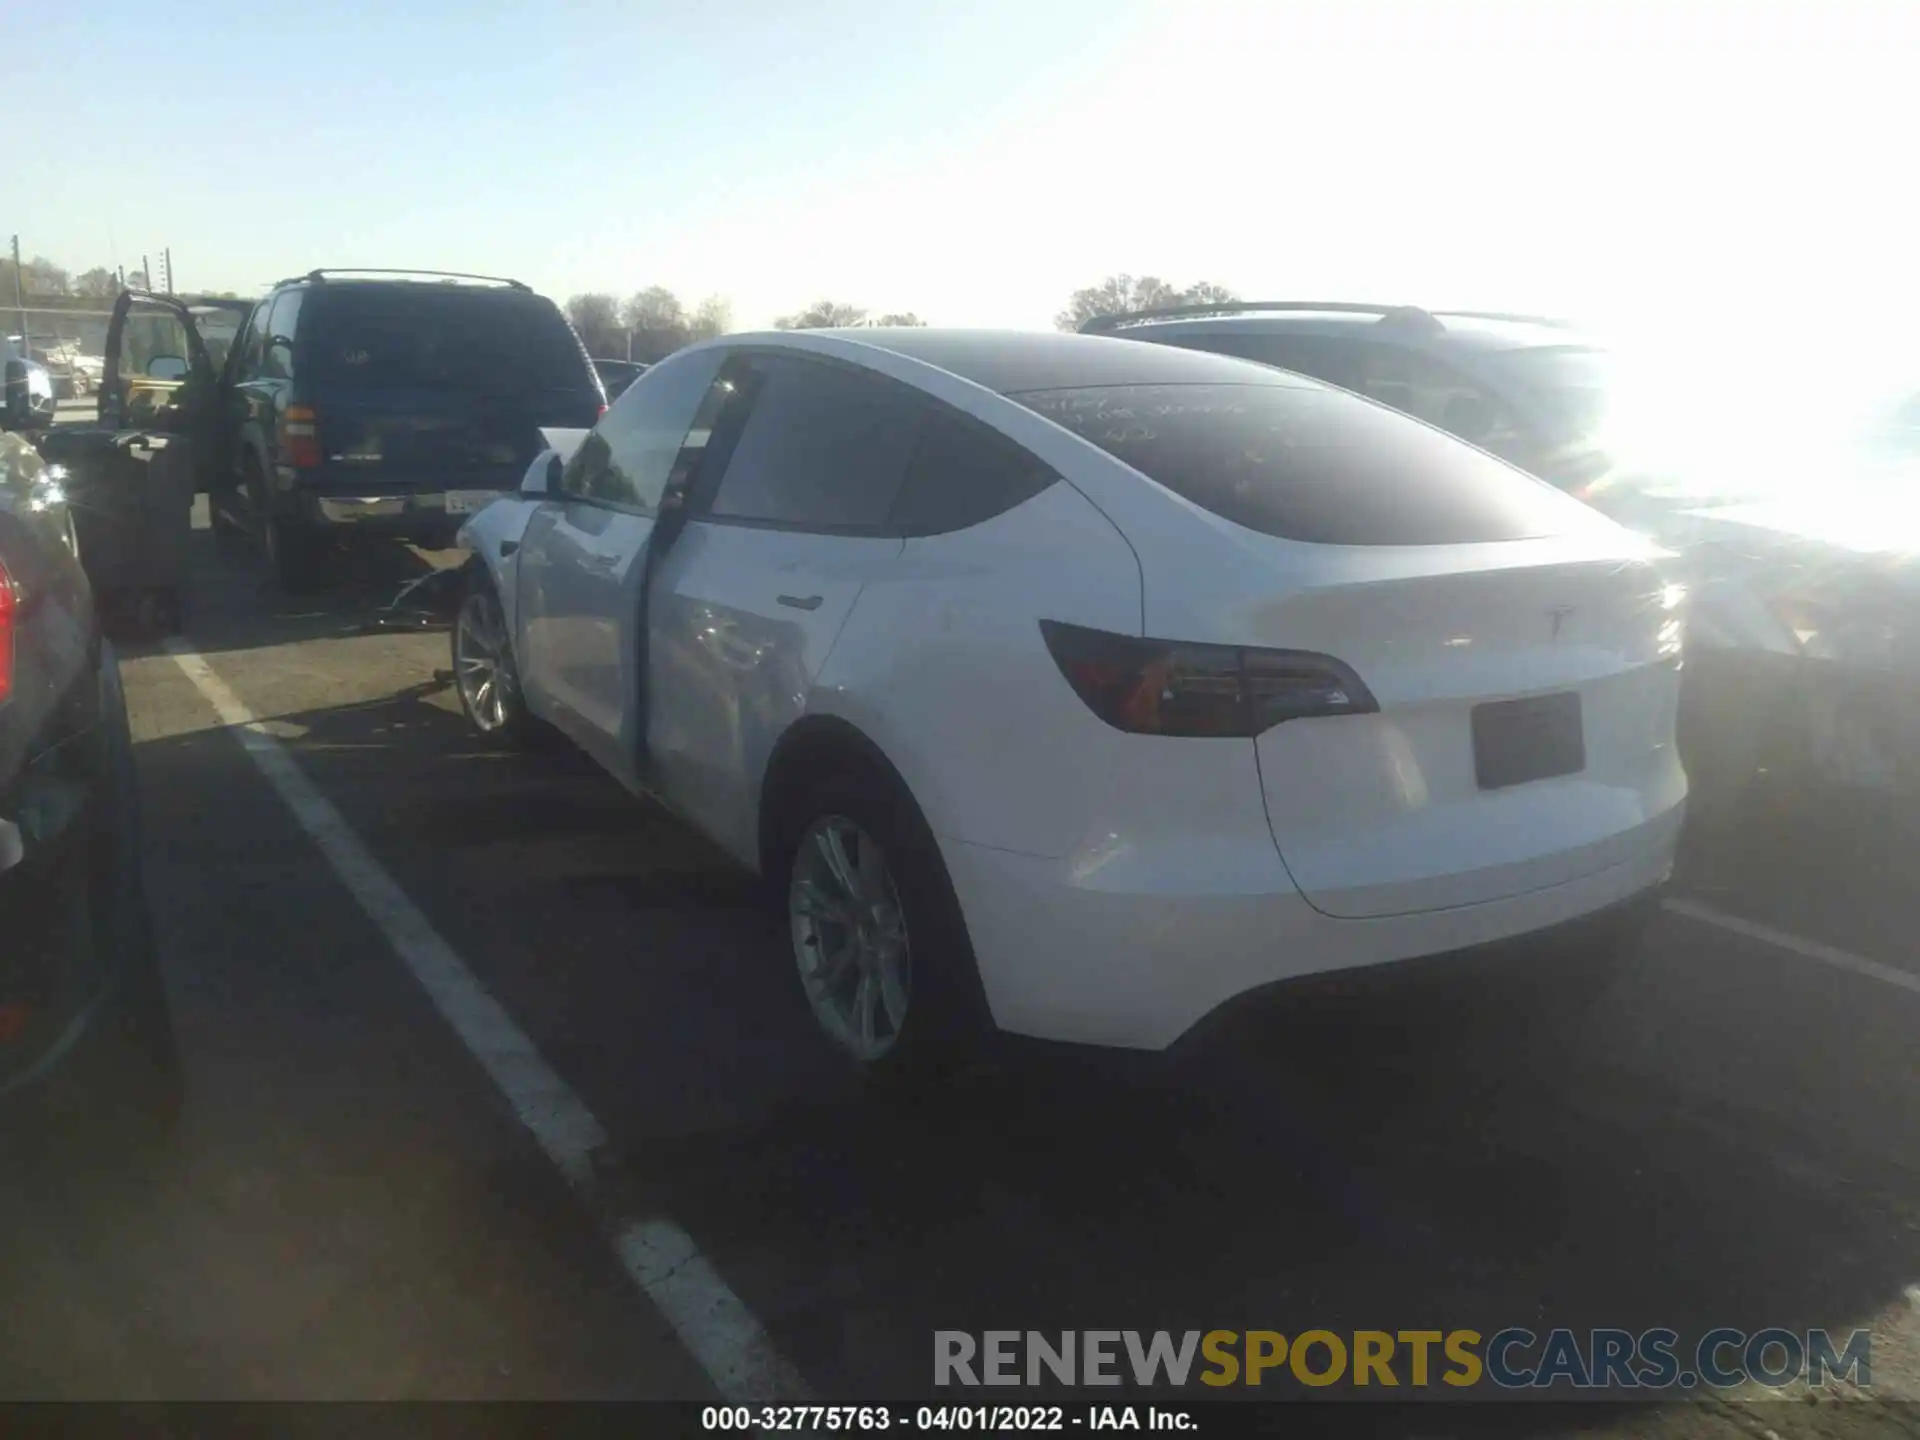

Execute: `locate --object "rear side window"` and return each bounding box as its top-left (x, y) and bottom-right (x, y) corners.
top-left (707, 355), bottom-right (922, 529)
top-left (264, 290), bottom-right (303, 379)
top-left (889, 409), bottom-right (1056, 535)
top-left (1164, 331), bottom-right (1369, 391)
top-left (1012, 383), bottom-right (1593, 546)
top-left (301, 287), bottom-right (597, 397)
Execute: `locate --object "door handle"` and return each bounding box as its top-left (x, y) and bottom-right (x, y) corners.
top-left (777, 594), bottom-right (823, 611)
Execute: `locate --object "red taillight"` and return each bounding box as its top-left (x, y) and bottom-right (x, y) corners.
top-left (279, 404), bottom-right (322, 468)
top-left (0, 553), bottom-right (15, 706)
top-left (1038, 620), bottom-right (1377, 737)
top-left (598, 404), bottom-right (608, 418)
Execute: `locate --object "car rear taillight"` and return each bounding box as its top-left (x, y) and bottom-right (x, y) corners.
top-left (0, 553), bottom-right (15, 706)
top-left (1039, 620), bottom-right (1377, 737)
top-left (279, 405), bottom-right (322, 468)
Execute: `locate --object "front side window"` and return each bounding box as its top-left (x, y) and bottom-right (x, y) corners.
top-left (1013, 382), bottom-right (1600, 546)
top-left (561, 348), bottom-right (727, 511)
top-left (705, 355), bottom-right (923, 530)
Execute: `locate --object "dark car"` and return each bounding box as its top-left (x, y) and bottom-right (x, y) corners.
top-left (98, 271), bottom-right (605, 591)
top-left (0, 417), bottom-right (181, 1143)
top-left (590, 357), bottom-right (648, 401)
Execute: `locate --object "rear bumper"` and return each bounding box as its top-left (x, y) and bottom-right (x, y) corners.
top-left (941, 805), bottom-right (1682, 1051)
top-left (281, 488), bottom-right (511, 544)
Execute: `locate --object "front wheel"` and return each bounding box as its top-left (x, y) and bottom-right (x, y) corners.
top-left (452, 573), bottom-right (536, 748)
top-left (778, 767), bottom-right (988, 1083)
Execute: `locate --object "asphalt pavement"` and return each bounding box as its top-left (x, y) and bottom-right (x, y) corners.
top-left (2, 494), bottom-right (1917, 1435)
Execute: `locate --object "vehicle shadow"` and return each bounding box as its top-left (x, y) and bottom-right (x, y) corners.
top-left (111, 516), bottom-right (453, 664)
top-left (623, 980), bottom-right (1919, 1411)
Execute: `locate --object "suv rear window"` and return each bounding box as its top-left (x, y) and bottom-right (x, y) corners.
top-left (300, 287), bottom-right (598, 398)
top-left (1011, 382), bottom-right (1594, 546)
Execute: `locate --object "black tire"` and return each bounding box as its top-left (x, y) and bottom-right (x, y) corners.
top-left (265, 514), bottom-right (325, 592)
top-left (245, 456), bottom-right (325, 591)
top-left (24, 648), bottom-right (183, 1152)
top-left (451, 569), bottom-right (538, 749)
top-left (769, 757), bottom-right (989, 1085)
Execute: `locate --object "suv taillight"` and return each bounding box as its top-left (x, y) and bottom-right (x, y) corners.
top-left (1039, 620), bottom-right (1377, 737)
top-left (279, 405), bottom-right (322, 468)
top-left (0, 554), bottom-right (15, 706)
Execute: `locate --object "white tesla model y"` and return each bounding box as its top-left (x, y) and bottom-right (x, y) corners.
top-left (451, 329), bottom-right (1686, 1074)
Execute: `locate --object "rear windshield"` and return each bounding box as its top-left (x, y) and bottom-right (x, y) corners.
top-left (1011, 382), bottom-right (1595, 545)
top-left (302, 288), bottom-right (597, 397)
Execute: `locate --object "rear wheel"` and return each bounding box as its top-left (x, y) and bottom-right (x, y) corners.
top-left (265, 514), bottom-right (325, 592)
top-left (773, 761), bottom-right (988, 1083)
top-left (247, 457), bottom-right (326, 591)
top-left (452, 572), bottom-right (536, 747)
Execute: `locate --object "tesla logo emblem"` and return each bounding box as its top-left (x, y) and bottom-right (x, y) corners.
top-left (1548, 605), bottom-right (1575, 641)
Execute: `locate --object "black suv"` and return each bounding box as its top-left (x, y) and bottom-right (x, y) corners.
top-left (98, 270), bottom-right (605, 590)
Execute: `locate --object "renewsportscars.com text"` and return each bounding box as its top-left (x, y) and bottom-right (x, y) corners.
top-left (934, 1328), bottom-right (1872, 1391)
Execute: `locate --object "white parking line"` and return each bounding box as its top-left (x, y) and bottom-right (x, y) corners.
top-left (1664, 895), bottom-right (1920, 997)
top-left (164, 641), bottom-right (807, 1402)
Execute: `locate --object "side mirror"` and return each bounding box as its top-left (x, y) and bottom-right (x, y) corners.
top-left (147, 354), bottom-right (190, 381)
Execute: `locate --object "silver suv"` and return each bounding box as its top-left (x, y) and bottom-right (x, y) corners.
top-left (1082, 302), bottom-right (1610, 490)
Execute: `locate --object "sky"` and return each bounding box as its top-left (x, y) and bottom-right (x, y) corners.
top-left (4, 0), bottom-right (1918, 391)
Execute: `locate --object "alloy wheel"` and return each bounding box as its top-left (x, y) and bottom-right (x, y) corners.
top-left (790, 815), bottom-right (912, 1062)
top-left (455, 589), bottom-right (515, 732)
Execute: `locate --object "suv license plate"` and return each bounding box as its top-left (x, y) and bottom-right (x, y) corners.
top-left (445, 490), bottom-right (503, 516)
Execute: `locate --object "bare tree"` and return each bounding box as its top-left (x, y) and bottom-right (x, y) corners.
top-left (621, 286), bottom-right (692, 361)
top-left (1, 255), bottom-right (73, 300)
top-left (775, 300), bottom-right (867, 330)
top-left (688, 295), bottom-right (733, 342)
top-left (74, 267), bottom-right (120, 299)
top-left (1053, 275), bottom-right (1236, 330)
top-left (874, 312), bottom-right (927, 327)
top-left (565, 292), bottom-right (624, 358)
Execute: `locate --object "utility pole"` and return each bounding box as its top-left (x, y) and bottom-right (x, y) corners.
top-left (10, 234), bottom-right (25, 346)
top-left (162, 248), bottom-right (173, 293)
top-left (141, 254), bottom-right (151, 292)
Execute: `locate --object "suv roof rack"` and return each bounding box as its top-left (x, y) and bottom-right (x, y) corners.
top-left (1080, 301), bottom-right (1577, 335)
top-left (297, 268), bottom-right (531, 291)
top-left (1081, 301), bottom-right (1440, 334)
